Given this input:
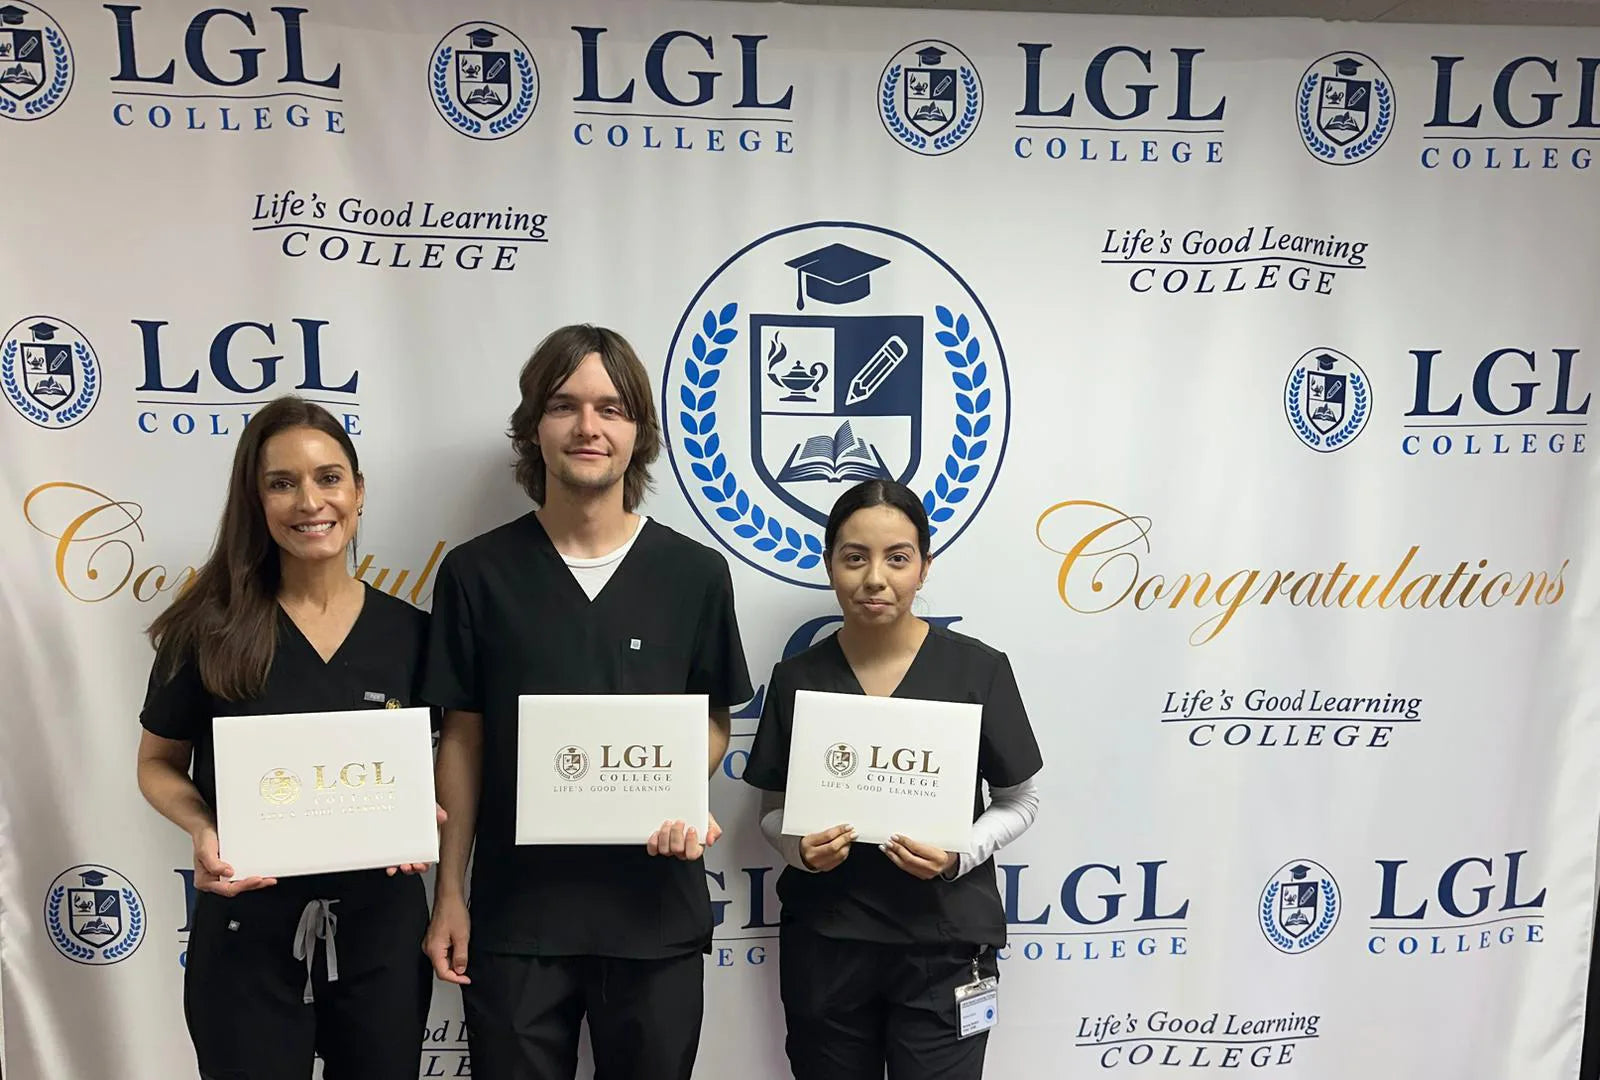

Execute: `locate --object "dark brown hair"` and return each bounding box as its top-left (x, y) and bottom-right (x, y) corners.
top-left (507, 324), bottom-right (660, 512)
top-left (146, 396), bottom-right (361, 701)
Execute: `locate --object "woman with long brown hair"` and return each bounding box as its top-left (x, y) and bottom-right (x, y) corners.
top-left (136, 395), bottom-right (434, 1079)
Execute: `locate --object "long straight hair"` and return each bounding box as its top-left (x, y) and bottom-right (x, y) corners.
top-left (146, 396), bottom-right (361, 701)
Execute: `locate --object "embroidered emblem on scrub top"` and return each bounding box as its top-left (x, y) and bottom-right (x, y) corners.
top-left (385, 699), bottom-right (401, 708)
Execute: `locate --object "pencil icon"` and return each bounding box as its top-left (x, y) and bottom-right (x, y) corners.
top-left (932, 74), bottom-right (953, 97)
top-left (845, 335), bottom-right (909, 406)
top-left (485, 57), bottom-right (506, 81)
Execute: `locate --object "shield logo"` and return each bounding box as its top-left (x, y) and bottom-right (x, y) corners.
top-left (21, 341), bottom-right (73, 408)
top-left (826, 743), bottom-right (857, 777)
top-left (1277, 877), bottom-right (1320, 939)
top-left (457, 48), bottom-right (511, 120)
top-left (750, 313), bottom-right (923, 527)
top-left (0, 28), bottom-right (45, 103)
top-left (1305, 367), bottom-right (1347, 434)
top-left (905, 65), bottom-right (956, 136)
top-left (68, 887), bottom-right (122, 947)
top-left (1317, 60), bottom-right (1372, 146)
top-left (554, 745), bottom-right (588, 781)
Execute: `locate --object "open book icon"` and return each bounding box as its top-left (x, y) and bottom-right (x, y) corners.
top-left (776, 421), bottom-right (891, 483)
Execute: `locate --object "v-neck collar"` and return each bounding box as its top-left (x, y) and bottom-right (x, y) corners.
top-left (829, 622), bottom-right (936, 699)
top-left (278, 582), bottom-right (370, 666)
top-left (521, 511), bottom-right (654, 607)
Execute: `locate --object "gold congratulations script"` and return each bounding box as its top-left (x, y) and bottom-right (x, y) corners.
top-left (1036, 500), bottom-right (1569, 646)
top-left (23, 481), bottom-right (446, 605)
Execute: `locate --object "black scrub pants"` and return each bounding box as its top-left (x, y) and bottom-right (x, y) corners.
top-left (461, 950), bottom-right (704, 1080)
top-left (779, 922), bottom-right (997, 1079)
top-left (183, 877), bottom-right (430, 1079)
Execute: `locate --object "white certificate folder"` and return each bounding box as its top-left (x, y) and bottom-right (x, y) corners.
top-left (212, 708), bottom-right (438, 879)
top-left (782, 690), bottom-right (981, 853)
top-left (516, 694), bottom-right (709, 845)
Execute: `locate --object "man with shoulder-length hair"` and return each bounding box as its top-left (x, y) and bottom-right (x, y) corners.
top-left (422, 324), bottom-right (752, 1079)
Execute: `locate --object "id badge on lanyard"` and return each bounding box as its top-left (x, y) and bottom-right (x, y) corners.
top-left (955, 951), bottom-right (999, 1039)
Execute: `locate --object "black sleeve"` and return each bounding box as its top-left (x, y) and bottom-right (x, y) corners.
top-left (139, 646), bottom-right (208, 742)
top-left (978, 652), bottom-right (1043, 788)
top-left (420, 553), bottom-right (483, 712)
top-left (688, 559), bottom-right (754, 710)
top-left (742, 662), bottom-right (791, 791)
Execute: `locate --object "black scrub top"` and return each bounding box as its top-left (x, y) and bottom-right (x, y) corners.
top-left (139, 583), bottom-right (432, 905)
top-left (743, 624), bottom-right (1043, 948)
top-left (421, 511), bottom-right (753, 960)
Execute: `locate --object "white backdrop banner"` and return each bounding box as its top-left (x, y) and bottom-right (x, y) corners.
top-left (2, 1), bottom-right (1599, 1077)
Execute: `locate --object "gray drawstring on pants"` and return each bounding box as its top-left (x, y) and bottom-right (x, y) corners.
top-left (291, 898), bottom-right (339, 1004)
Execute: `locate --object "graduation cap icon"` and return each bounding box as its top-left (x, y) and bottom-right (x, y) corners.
top-left (28, 321), bottom-right (58, 341)
top-left (78, 869), bottom-right (109, 887)
top-left (915, 45), bottom-right (946, 67)
top-left (465, 28), bottom-right (498, 49)
top-left (0, 5), bottom-right (28, 26)
top-left (1314, 353), bottom-right (1338, 370)
top-left (784, 243), bottom-right (890, 311)
top-left (1287, 864), bottom-right (1312, 880)
top-left (1332, 57), bottom-right (1363, 77)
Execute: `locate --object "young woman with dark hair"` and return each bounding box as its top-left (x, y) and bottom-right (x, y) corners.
top-left (745, 478), bottom-right (1045, 1079)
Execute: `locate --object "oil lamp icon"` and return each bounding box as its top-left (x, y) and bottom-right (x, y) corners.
top-left (765, 332), bottom-right (827, 403)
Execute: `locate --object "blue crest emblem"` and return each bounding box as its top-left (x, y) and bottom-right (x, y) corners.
top-left (45, 865), bottom-right (145, 965)
top-left (2, 315), bottom-right (100, 430)
top-left (1298, 52), bottom-right (1393, 164)
top-left (665, 222), bottom-right (1010, 588)
top-left (0, 2), bottom-right (73, 121)
top-left (1284, 347), bottom-right (1370, 453)
top-left (879, 40), bottom-right (982, 155)
top-left (430, 21), bottom-right (538, 140)
top-left (1260, 859), bottom-right (1340, 954)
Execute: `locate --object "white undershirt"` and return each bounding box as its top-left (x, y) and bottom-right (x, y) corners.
top-left (561, 515), bottom-right (648, 600)
top-left (758, 774), bottom-right (1041, 879)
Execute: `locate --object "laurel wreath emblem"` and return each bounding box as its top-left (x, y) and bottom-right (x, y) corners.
top-left (926, 306), bottom-right (991, 537)
top-left (1285, 365), bottom-right (1368, 452)
top-left (431, 48), bottom-right (479, 134)
top-left (882, 63), bottom-right (981, 155)
top-left (2, 336), bottom-right (97, 428)
top-left (1299, 69), bottom-right (1392, 164)
top-left (433, 44), bottom-right (536, 139)
top-left (675, 301), bottom-right (997, 571)
top-left (47, 883), bottom-right (143, 963)
top-left (26, 29), bottom-right (71, 116)
top-left (2, 27), bottom-right (69, 117)
top-left (1261, 880), bottom-right (1339, 953)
